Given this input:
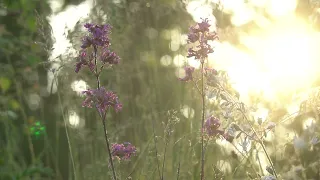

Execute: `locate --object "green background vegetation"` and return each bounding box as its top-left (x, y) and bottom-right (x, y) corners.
top-left (1, 0), bottom-right (320, 179)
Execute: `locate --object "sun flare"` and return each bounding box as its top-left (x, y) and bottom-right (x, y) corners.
top-left (187, 0), bottom-right (320, 104)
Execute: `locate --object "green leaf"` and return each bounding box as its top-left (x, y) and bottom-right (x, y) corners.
top-left (10, 99), bottom-right (20, 110)
top-left (26, 16), bottom-right (36, 31)
top-left (27, 54), bottom-right (40, 66)
top-left (0, 77), bottom-right (11, 93)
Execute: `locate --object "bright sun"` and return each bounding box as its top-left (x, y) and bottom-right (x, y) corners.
top-left (187, 0), bottom-right (320, 104)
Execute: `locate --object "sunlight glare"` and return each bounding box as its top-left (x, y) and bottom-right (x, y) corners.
top-left (187, 0), bottom-right (320, 106)
top-left (160, 55), bottom-right (172, 66)
top-left (68, 110), bottom-right (80, 127)
top-left (71, 80), bottom-right (89, 96)
top-left (187, 57), bottom-right (201, 69)
top-left (186, 1), bottom-right (216, 23)
top-left (173, 54), bottom-right (186, 67)
top-left (210, 22), bottom-right (320, 104)
top-left (266, 0), bottom-right (297, 17)
top-left (303, 117), bottom-right (316, 130)
top-left (251, 105), bottom-right (269, 123)
top-left (181, 105), bottom-right (195, 119)
top-left (68, 110), bottom-right (85, 128)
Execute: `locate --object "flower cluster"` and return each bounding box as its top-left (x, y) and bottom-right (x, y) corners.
top-left (179, 19), bottom-right (218, 82)
top-left (203, 116), bottom-right (224, 137)
top-left (82, 87), bottom-right (122, 114)
top-left (203, 116), bottom-right (238, 142)
top-left (75, 50), bottom-right (94, 73)
top-left (75, 23), bottom-right (120, 73)
top-left (187, 18), bottom-right (218, 61)
top-left (100, 47), bottom-right (120, 65)
top-left (179, 66), bottom-right (195, 82)
top-left (204, 67), bottom-right (219, 87)
top-left (75, 23), bottom-right (137, 178)
top-left (111, 142), bottom-right (137, 160)
top-left (81, 23), bottom-right (111, 48)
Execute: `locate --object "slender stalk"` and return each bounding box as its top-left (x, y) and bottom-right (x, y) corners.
top-left (200, 62), bottom-right (205, 180)
top-left (93, 46), bottom-right (117, 180)
top-left (100, 113), bottom-right (117, 180)
top-left (257, 151), bottom-right (264, 175)
top-left (151, 117), bottom-right (162, 180)
top-left (176, 161), bottom-right (181, 180)
top-left (161, 139), bottom-right (168, 180)
top-left (50, 68), bottom-right (64, 179)
top-left (56, 80), bottom-right (77, 180)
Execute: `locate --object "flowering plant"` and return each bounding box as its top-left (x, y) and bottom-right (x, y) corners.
top-left (179, 18), bottom-right (279, 179)
top-left (75, 23), bottom-right (136, 180)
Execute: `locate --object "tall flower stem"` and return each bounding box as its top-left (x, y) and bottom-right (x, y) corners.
top-left (200, 61), bottom-right (205, 180)
top-left (94, 46), bottom-right (117, 180)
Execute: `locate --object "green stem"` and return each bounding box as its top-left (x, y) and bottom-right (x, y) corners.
top-left (93, 45), bottom-right (117, 180)
top-left (56, 80), bottom-right (77, 180)
top-left (200, 62), bottom-right (205, 180)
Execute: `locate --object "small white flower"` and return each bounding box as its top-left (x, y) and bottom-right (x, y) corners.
top-left (265, 122), bottom-right (276, 130)
top-left (239, 137), bottom-right (251, 152)
top-left (261, 175), bottom-right (276, 180)
top-left (310, 137), bottom-right (320, 145)
top-left (293, 136), bottom-right (307, 150)
top-left (226, 127), bottom-right (236, 137)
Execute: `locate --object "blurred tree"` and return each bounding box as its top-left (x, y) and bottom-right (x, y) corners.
top-left (0, 0), bottom-right (59, 179)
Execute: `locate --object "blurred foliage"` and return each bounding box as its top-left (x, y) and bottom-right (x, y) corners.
top-left (0, 0), bottom-right (55, 179)
top-left (1, 0), bottom-right (320, 179)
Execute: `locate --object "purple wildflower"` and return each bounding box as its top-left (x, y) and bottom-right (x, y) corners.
top-left (223, 127), bottom-right (236, 143)
top-left (265, 122), bottom-right (276, 130)
top-left (80, 36), bottom-right (92, 49)
top-left (82, 87), bottom-right (122, 114)
top-left (179, 66), bottom-right (195, 82)
top-left (203, 116), bottom-right (224, 137)
top-left (187, 18), bottom-right (218, 62)
top-left (310, 137), bottom-right (320, 145)
top-left (187, 27), bottom-right (199, 43)
top-left (82, 23), bottom-right (111, 48)
top-left (204, 67), bottom-right (219, 87)
top-left (75, 50), bottom-right (95, 73)
top-left (207, 31), bottom-right (219, 41)
top-left (113, 101), bottom-right (122, 113)
top-left (204, 67), bottom-right (218, 76)
top-left (76, 23), bottom-right (120, 73)
top-left (111, 142), bottom-right (137, 160)
top-left (198, 18), bottom-right (211, 32)
top-left (100, 48), bottom-right (120, 65)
